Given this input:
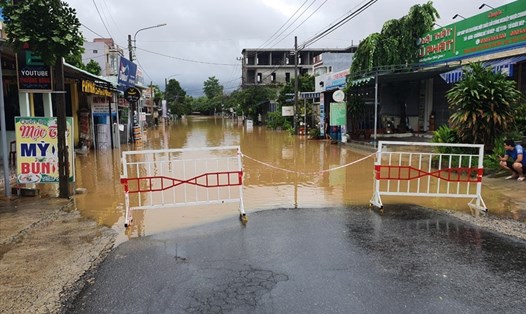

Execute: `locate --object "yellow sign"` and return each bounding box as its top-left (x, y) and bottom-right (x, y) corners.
top-left (81, 80), bottom-right (112, 97)
top-left (15, 117), bottom-right (75, 184)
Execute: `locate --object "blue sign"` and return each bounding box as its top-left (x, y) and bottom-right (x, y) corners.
top-left (117, 57), bottom-right (137, 91)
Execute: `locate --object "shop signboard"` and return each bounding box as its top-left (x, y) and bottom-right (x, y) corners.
top-left (282, 106), bottom-right (294, 116)
top-left (125, 86), bottom-right (141, 102)
top-left (325, 69), bottom-right (349, 90)
top-left (92, 96), bottom-right (117, 115)
top-left (16, 50), bottom-right (52, 92)
top-left (15, 117), bottom-right (75, 184)
top-left (418, 1), bottom-right (526, 64)
top-left (117, 56), bottom-right (137, 91)
top-left (330, 102), bottom-right (346, 126)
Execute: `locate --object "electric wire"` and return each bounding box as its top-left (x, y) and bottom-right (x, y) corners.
top-left (299, 0), bottom-right (379, 50)
top-left (268, 0), bottom-right (330, 49)
top-left (91, 0), bottom-right (114, 40)
top-left (256, 0), bottom-right (310, 49)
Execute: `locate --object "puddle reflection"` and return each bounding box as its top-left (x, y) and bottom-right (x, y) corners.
top-left (72, 116), bottom-right (522, 239)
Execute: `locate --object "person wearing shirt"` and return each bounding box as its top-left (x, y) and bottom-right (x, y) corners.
top-left (499, 139), bottom-right (526, 181)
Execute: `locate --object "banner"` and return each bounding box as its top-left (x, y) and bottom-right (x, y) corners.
top-left (15, 117), bottom-right (75, 184)
top-left (418, 1), bottom-right (526, 64)
top-left (117, 56), bottom-right (137, 91)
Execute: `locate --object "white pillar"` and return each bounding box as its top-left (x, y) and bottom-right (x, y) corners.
top-left (43, 93), bottom-right (53, 117)
top-left (18, 92), bottom-right (31, 116)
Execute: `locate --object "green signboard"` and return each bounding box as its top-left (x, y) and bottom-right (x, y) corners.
top-left (330, 102), bottom-right (346, 126)
top-left (418, 0), bottom-right (526, 64)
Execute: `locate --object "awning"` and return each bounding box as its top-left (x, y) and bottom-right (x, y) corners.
top-left (440, 55), bottom-right (526, 84)
top-left (349, 65), bottom-right (460, 86)
top-left (350, 76), bottom-right (374, 86)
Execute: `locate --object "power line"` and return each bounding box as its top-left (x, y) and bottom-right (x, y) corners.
top-left (80, 23), bottom-right (107, 39)
top-left (136, 47), bottom-right (238, 66)
top-left (91, 0), bottom-right (114, 40)
top-left (268, 0), bottom-right (330, 49)
top-left (257, 0), bottom-right (310, 49)
top-left (299, 0), bottom-right (379, 50)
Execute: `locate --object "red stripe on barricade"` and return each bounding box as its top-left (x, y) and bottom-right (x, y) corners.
top-left (375, 165), bottom-right (483, 182)
top-left (121, 171), bottom-right (243, 194)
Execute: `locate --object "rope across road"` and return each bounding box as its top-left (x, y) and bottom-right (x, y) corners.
top-left (241, 152), bottom-right (376, 175)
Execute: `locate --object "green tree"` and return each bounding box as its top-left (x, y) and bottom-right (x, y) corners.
top-left (446, 63), bottom-right (523, 150)
top-left (203, 76), bottom-right (223, 99)
top-left (202, 77), bottom-right (224, 114)
top-left (238, 85), bottom-right (278, 121)
top-left (85, 59), bottom-right (101, 75)
top-left (2, 0), bottom-right (84, 198)
top-left (165, 78), bottom-right (190, 117)
top-left (351, 2), bottom-right (438, 75)
top-left (64, 51), bottom-right (85, 69)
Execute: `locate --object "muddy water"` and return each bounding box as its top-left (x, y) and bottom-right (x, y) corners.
top-left (72, 116), bottom-right (517, 240)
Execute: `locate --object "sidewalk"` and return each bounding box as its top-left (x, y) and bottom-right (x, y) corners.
top-left (0, 195), bottom-right (117, 314)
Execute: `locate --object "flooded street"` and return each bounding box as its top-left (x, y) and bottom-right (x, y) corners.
top-left (72, 116), bottom-right (520, 239)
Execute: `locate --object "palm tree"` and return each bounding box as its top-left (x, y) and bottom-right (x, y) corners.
top-left (446, 63), bottom-right (523, 150)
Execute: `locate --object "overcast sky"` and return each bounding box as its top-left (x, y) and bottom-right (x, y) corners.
top-left (64, 0), bottom-right (515, 96)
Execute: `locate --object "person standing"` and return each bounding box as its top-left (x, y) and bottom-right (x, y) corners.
top-left (499, 139), bottom-right (526, 181)
top-left (324, 118), bottom-right (331, 140)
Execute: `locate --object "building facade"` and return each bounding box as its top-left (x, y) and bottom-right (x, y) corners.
top-left (241, 46), bottom-right (357, 87)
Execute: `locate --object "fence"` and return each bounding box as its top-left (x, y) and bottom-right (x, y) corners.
top-left (120, 146), bottom-right (245, 227)
top-left (370, 141), bottom-right (486, 212)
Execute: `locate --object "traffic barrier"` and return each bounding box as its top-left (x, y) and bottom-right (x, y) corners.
top-left (120, 146), bottom-right (245, 227)
top-left (370, 141), bottom-right (486, 212)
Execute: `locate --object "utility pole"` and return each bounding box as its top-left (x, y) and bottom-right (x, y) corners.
top-left (128, 34), bottom-right (133, 61)
top-left (294, 36), bottom-right (299, 135)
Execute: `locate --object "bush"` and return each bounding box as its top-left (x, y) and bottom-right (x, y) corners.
top-left (267, 111), bottom-right (289, 130)
top-left (309, 127), bottom-right (320, 139)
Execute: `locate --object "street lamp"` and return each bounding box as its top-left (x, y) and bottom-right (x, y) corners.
top-left (452, 14), bottom-right (465, 20)
top-left (127, 23), bottom-right (167, 61)
top-left (479, 3), bottom-right (494, 10)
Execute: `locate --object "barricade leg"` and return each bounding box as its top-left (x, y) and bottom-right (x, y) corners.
top-left (370, 190), bottom-right (383, 209)
top-left (468, 196), bottom-right (487, 212)
top-left (238, 185), bottom-right (248, 223)
top-left (124, 192), bottom-right (133, 227)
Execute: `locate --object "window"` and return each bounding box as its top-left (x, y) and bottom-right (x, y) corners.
top-left (271, 73), bottom-right (276, 82)
top-left (93, 50), bottom-right (98, 54)
top-left (285, 72), bottom-right (290, 83)
top-left (257, 73), bottom-right (262, 83)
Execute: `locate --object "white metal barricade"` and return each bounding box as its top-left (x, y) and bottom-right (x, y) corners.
top-left (120, 146), bottom-right (246, 227)
top-left (370, 141), bottom-right (486, 212)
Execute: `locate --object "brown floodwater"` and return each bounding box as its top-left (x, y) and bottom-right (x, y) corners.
top-left (71, 115), bottom-right (518, 241)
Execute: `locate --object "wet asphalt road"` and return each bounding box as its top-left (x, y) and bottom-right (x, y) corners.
top-left (68, 206), bottom-right (526, 314)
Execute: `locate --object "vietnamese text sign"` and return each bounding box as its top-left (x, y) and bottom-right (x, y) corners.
top-left (15, 117), bottom-right (74, 184)
top-left (330, 102), bottom-right (346, 126)
top-left (16, 50), bottom-right (52, 92)
top-left (282, 106), bottom-right (294, 116)
top-left (418, 1), bottom-right (526, 64)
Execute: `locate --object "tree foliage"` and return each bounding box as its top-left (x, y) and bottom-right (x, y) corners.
top-left (350, 1), bottom-right (438, 76)
top-left (1, 0), bottom-right (84, 65)
top-left (203, 76), bottom-right (223, 99)
top-left (85, 59), bottom-right (101, 76)
top-left (446, 63), bottom-right (523, 149)
top-left (165, 78), bottom-right (191, 117)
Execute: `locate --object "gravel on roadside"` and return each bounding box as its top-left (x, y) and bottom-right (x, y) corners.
top-left (0, 199), bottom-right (117, 314)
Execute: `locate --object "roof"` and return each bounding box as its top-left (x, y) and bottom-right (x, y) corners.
top-left (63, 61), bottom-right (115, 87)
